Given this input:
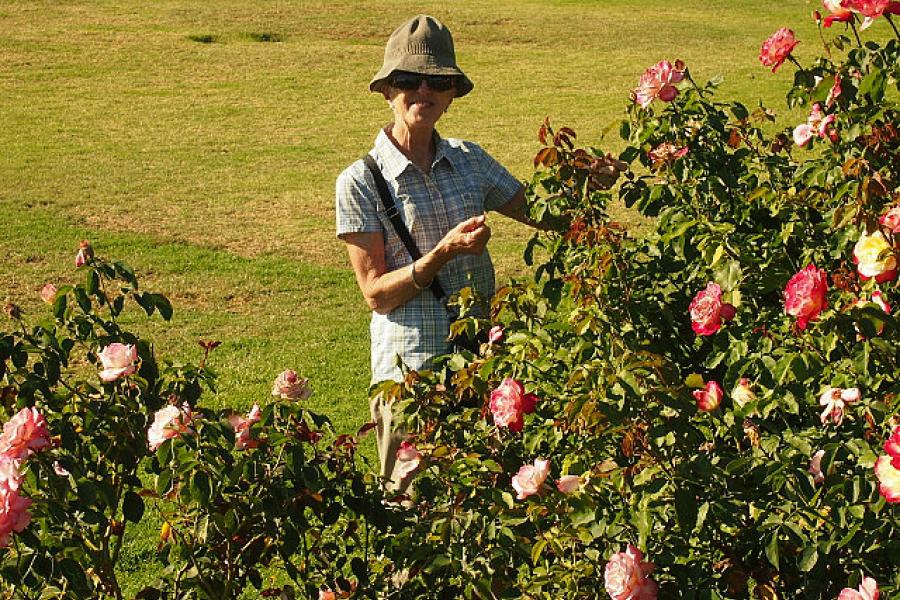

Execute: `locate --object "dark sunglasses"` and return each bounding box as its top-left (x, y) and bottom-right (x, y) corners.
top-left (389, 71), bottom-right (455, 92)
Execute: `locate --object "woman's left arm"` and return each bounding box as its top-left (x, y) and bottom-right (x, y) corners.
top-left (494, 186), bottom-right (531, 225)
top-left (495, 187), bottom-right (564, 231)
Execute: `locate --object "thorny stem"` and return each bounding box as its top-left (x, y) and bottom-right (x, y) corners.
top-left (849, 20), bottom-right (863, 47)
top-left (685, 70), bottom-right (706, 99)
top-left (886, 14), bottom-right (900, 40)
top-left (787, 55), bottom-right (804, 71)
top-left (816, 24), bottom-right (833, 59)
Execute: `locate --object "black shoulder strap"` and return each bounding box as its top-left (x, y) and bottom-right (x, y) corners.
top-left (362, 154), bottom-right (445, 300)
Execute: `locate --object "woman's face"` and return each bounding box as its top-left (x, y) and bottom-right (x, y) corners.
top-left (385, 73), bottom-right (455, 133)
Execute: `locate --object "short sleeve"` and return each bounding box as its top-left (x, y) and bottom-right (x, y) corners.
top-left (469, 143), bottom-right (522, 212)
top-left (335, 159), bottom-right (384, 238)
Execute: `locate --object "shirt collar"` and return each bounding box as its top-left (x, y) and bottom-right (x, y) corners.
top-left (374, 127), bottom-right (457, 180)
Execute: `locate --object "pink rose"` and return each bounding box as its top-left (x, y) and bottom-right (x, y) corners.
top-left (488, 325), bottom-right (504, 345)
top-left (823, 0), bottom-right (855, 25)
top-left (0, 484), bottom-right (32, 547)
top-left (40, 283), bottom-right (58, 304)
top-left (147, 403), bottom-right (194, 451)
top-left (604, 544), bottom-right (658, 600)
top-left (838, 575), bottom-right (880, 600)
top-left (880, 205), bottom-right (900, 233)
top-left (884, 425), bottom-right (900, 469)
top-left (0, 407), bottom-right (50, 461)
top-left (271, 369), bottom-right (312, 401)
top-left (74, 240), bottom-right (93, 268)
top-left (809, 449), bottom-right (825, 485)
top-left (689, 282), bottom-right (735, 336)
top-left (0, 457), bottom-right (22, 492)
top-left (395, 440), bottom-right (422, 481)
top-left (875, 455), bottom-right (900, 503)
top-left (489, 378), bottom-right (538, 433)
top-left (98, 343), bottom-right (138, 382)
top-left (819, 387), bottom-right (859, 426)
top-left (693, 381), bottom-right (723, 412)
top-left (229, 403), bottom-right (261, 450)
top-left (793, 103), bottom-right (838, 147)
top-left (731, 378), bottom-right (757, 409)
top-left (842, 0), bottom-right (900, 18)
top-left (318, 591), bottom-right (336, 600)
top-left (634, 60), bottom-right (685, 108)
top-left (556, 475), bottom-right (583, 494)
top-left (648, 143), bottom-right (689, 167)
top-left (853, 231), bottom-right (897, 283)
top-left (512, 458), bottom-right (550, 500)
top-left (784, 264), bottom-right (828, 330)
top-left (759, 28), bottom-right (799, 72)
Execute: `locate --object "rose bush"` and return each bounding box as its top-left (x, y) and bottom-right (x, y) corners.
top-left (368, 5), bottom-right (900, 598)
top-left (0, 246), bottom-right (393, 599)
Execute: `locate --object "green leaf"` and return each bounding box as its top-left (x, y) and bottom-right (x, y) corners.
top-left (86, 270), bottom-right (100, 295)
top-left (152, 294), bottom-right (174, 321)
top-left (714, 260), bottom-right (742, 291)
top-left (155, 470), bottom-right (173, 496)
top-left (766, 532), bottom-right (780, 569)
top-left (122, 490), bottom-right (145, 523)
top-left (675, 487), bottom-right (698, 532)
top-left (858, 68), bottom-right (886, 102)
top-left (798, 546), bottom-right (817, 572)
top-left (773, 354), bottom-right (797, 385)
top-left (531, 539), bottom-right (548, 565)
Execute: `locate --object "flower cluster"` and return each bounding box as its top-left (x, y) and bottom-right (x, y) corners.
top-left (838, 575), bottom-right (880, 600)
top-left (689, 282), bottom-right (736, 336)
top-left (853, 231), bottom-right (897, 282)
top-left (271, 369), bottom-right (313, 401)
top-left (759, 28), bottom-right (799, 72)
top-left (489, 378), bottom-right (538, 432)
top-left (98, 343), bottom-right (138, 382)
top-left (875, 426), bottom-right (900, 502)
top-left (633, 60), bottom-right (685, 108)
top-left (784, 264), bottom-right (829, 330)
top-left (793, 103), bottom-right (838, 146)
top-left (229, 404), bottom-right (262, 450)
top-left (0, 407), bottom-right (51, 546)
top-left (818, 386), bottom-right (860, 426)
top-left (604, 544), bottom-right (658, 600)
top-left (147, 403), bottom-right (194, 451)
top-left (693, 380), bottom-right (724, 412)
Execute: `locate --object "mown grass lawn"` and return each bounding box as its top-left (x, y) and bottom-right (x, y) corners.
top-left (1, 0), bottom-right (819, 592)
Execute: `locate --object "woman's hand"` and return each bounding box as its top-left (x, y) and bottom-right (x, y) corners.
top-left (341, 215), bottom-right (491, 315)
top-left (436, 214), bottom-right (491, 258)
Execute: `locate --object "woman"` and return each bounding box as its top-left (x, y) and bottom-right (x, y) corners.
top-left (335, 14), bottom-right (533, 493)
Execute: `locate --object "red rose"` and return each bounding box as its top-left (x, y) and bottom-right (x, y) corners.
top-left (759, 28), bottom-right (799, 72)
top-left (784, 264), bottom-right (828, 330)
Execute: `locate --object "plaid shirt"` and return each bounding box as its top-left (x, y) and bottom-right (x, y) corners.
top-left (336, 128), bottom-right (521, 383)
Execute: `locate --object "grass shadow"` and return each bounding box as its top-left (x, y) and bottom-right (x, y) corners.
top-left (245, 32), bottom-right (285, 43)
top-left (187, 34), bottom-right (217, 44)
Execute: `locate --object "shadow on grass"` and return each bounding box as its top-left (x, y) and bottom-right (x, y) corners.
top-left (187, 34), bottom-right (218, 44)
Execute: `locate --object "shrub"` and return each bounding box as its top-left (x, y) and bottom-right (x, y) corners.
top-left (0, 245), bottom-right (391, 599)
top-left (378, 10), bottom-right (900, 599)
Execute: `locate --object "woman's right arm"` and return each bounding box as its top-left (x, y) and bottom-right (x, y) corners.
top-left (342, 214), bottom-right (491, 315)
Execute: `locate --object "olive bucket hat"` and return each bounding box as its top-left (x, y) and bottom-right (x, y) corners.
top-left (369, 14), bottom-right (474, 97)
